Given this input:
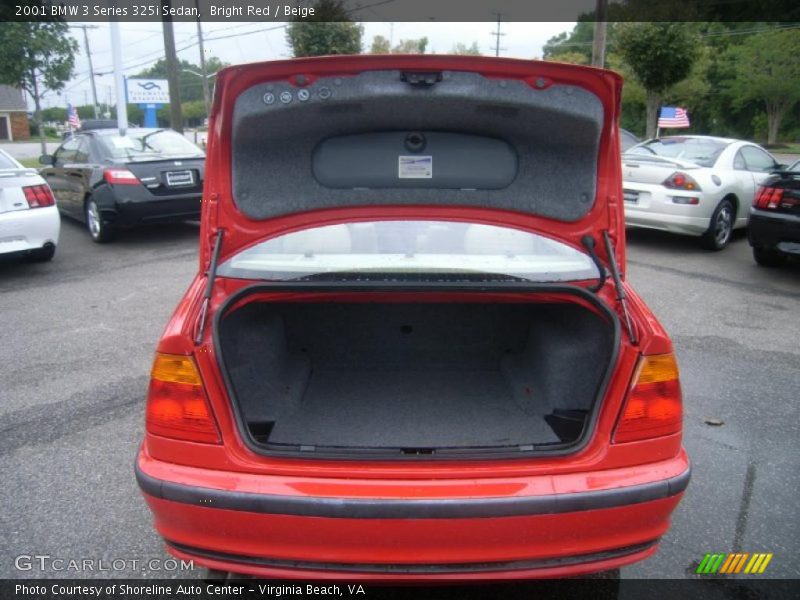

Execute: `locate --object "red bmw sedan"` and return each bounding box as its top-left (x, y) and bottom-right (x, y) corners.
top-left (136, 55), bottom-right (689, 580)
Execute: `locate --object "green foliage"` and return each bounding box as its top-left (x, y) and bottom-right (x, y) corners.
top-left (392, 37), bottom-right (428, 54)
top-left (722, 29), bottom-right (800, 143)
top-left (369, 35), bottom-right (430, 55)
top-left (543, 21), bottom-right (595, 62)
top-left (0, 22), bottom-right (77, 97)
top-left (182, 100), bottom-right (207, 125)
top-left (370, 35), bottom-right (390, 54)
top-left (450, 41), bottom-right (482, 56)
top-left (285, 0), bottom-right (363, 57)
top-left (544, 51), bottom-right (588, 65)
top-left (615, 23), bottom-right (700, 94)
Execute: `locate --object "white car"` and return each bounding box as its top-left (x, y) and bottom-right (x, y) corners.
top-left (0, 149), bottom-right (60, 261)
top-left (622, 136), bottom-right (781, 250)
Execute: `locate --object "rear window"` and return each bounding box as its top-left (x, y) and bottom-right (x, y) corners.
top-left (627, 137), bottom-right (728, 167)
top-left (97, 130), bottom-right (203, 160)
top-left (217, 220), bottom-right (599, 283)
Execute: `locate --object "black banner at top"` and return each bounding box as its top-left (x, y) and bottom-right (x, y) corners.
top-left (2, 0), bottom-right (800, 23)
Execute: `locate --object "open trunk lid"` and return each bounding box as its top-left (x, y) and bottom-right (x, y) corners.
top-left (201, 55), bottom-right (625, 272)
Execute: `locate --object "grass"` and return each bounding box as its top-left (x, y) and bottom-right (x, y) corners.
top-left (763, 142), bottom-right (800, 155)
top-left (17, 158), bottom-right (41, 169)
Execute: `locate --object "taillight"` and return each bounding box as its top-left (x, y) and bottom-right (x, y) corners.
top-left (145, 353), bottom-right (221, 444)
top-left (22, 184), bottom-right (55, 208)
top-left (663, 171), bottom-right (701, 191)
top-left (754, 186), bottom-right (792, 210)
top-left (613, 353), bottom-right (683, 444)
top-left (104, 168), bottom-right (139, 185)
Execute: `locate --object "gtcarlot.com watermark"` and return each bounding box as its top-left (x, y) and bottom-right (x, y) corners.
top-left (14, 554), bottom-right (194, 573)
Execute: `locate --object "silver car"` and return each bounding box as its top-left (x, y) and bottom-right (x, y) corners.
top-left (622, 136), bottom-right (781, 250)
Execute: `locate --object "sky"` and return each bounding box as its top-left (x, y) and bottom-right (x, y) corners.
top-left (42, 21), bottom-right (576, 109)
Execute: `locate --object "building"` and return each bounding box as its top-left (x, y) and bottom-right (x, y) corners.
top-left (0, 85), bottom-right (30, 141)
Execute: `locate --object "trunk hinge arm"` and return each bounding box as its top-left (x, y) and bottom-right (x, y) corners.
top-left (602, 230), bottom-right (638, 345)
top-left (581, 235), bottom-right (607, 293)
top-left (194, 229), bottom-right (224, 346)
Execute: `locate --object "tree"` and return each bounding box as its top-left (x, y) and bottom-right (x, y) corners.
top-left (392, 37), bottom-right (428, 54)
top-left (370, 35), bottom-right (391, 54)
top-left (285, 0), bottom-right (362, 58)
top-left (451, 42), bottom-right (482, 56)
top-left (616, 23), bottom-right (700, 138)
top-left (544, 51), bottom-right (588, 65)
top-left (0, 22), bottom-right (77, 153)
top-left (723, 29), bottom-right (800, 144)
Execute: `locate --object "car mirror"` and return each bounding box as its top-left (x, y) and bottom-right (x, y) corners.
top-left (39, 154), bottom-right (55, 166)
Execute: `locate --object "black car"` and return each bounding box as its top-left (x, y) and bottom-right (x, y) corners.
top-left (40, 128), bottom-right (204, 242)
top-left (748, 159), bottom-right (800, 267)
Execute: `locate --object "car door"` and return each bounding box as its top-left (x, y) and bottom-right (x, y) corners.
top-left (42, 137), bottom-right (79, 217)
top-left (64, 136), bottom-right (94, 218)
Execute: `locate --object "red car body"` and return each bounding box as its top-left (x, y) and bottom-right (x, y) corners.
top-left (136, 55), bottom-right (689, 579)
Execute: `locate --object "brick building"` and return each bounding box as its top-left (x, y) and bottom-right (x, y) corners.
top-left (0, 85), bottom-right (30, 141)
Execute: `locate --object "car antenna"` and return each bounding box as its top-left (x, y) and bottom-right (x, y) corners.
top-left (194, 229), bottom-right (224, 346)
top-left (602, 231), bottom-right (638, 345)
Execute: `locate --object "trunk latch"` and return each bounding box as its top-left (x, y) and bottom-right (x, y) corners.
top-left (401, 71), bottom-right (443, 87)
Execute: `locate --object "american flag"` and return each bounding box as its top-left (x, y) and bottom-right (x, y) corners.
top-left (658, 106), bottom-right (690, 129)
top-left (67, 103), bottom-right (81, 129)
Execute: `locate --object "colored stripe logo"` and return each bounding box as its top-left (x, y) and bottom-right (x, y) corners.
top-left (697, 552), bottom-right (773, 574)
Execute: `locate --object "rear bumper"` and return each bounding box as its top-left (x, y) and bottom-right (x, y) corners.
top-left (622, 183), bottom-right (723, 236)
top-left (136, 447), bottom-right (690, 579)
top-left (0, 205), bottom-right (60, 256)
top-left (98, 185), bottom-right (201, 228)
top-left (748, 208), bottom-right (800, 254)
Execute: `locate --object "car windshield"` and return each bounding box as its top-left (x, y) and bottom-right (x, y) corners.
top-left (217, 220), bottom-right (600, 283)
top-left (98, 130), bottom-right (204, 160)
top-left (626, 137), bottom-right (728, 167)
top-left (0, 152), bottom-right (20, 169)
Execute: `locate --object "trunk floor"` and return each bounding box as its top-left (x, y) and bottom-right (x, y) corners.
top-left (268, 370), bottom-right (560, 448)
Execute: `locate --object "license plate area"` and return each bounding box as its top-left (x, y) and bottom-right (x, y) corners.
top-left (165, 170), bottom-right (195, 187)
top-left (623, 189), bottom-right (639, 204)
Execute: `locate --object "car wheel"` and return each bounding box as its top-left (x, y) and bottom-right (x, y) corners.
top-left (85, 198), bottom-right (114, 243)
top-left (700, 198), bottom-right (735, 251)
top-left (753, 246), bottom-right (787, 268)
top-left (27, 243), bottom-right (56, 262)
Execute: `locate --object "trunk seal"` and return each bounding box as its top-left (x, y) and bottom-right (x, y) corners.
top-left (136, 460), bottom-right (689, 519)
top-left (211, 281), bottom-right (621, 461)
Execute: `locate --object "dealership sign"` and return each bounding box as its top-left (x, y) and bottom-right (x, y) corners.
top-left (126, 79), bottom-right (170, 104)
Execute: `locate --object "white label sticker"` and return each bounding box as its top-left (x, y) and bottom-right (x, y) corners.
top-left (398, 155), bottom-right (433, 179)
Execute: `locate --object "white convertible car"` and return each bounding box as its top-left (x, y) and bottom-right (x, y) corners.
top-left (622, 136), bottom-right (781, 250)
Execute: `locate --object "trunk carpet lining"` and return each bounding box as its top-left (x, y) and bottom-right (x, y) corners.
top-left (267, 369), bottom-right (559, 448)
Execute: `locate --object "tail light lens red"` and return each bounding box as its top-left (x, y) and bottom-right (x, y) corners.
top-left (613, 353), bottom-right (683, 444)
top-left (22, 184), bottom-right (55, 208)
top-left (663, 171), bottom-right (701, 191)
top-left (104, 168), bottom-right (139, 185)
top-left (754, 186), bottom-right (794, 210)
top-left (145, 353), bottom-right (221, 444)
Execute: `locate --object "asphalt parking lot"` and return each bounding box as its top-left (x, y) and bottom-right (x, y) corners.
top-left (0, 217), bottom-right (798, 584)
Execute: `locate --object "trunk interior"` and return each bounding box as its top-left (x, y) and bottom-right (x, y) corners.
top-left (217, 297), bottom-right (616, 457)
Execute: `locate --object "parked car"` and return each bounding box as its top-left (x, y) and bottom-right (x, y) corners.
top-left (40, 128), bottom-right (204, 242)
top-left (748, 159), bottom-right (800, 267)
top-left (620, 128), bottom-right (640, 153)
top-left (135, 56), bottom-right (689, 580)
top-left (622, 136), bottom-right (781, 250)
top-left (0, 148), bottom-right (59, 261)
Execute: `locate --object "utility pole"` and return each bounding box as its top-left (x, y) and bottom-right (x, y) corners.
top-left (591, 0), bottom-right (608, 67)
top-left (195, 0), bottom-right (210, 119)
top-left (73, 24), bottom-right (100, 118)
top-left (162, 0), bottom-right (184, 133)
top-left (491, 12), bottom-right (506, 57)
